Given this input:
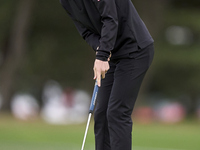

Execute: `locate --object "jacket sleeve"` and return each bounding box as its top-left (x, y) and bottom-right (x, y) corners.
top-left (92, 0), bottom-right (118, 61)
top-left (60, 0), bottom-right (100, 51)
top-left (73, 21), bottom-right (100, 51)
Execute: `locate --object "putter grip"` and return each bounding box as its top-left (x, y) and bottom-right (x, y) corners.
top-left (89, 81), bottom-right (99, 113)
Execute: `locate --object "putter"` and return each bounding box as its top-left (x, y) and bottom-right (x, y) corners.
top-left (81, 81), bottom-right (99, 150)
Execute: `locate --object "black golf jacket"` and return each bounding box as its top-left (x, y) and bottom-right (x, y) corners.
top-left (60, 0), bottom-right (154, 60)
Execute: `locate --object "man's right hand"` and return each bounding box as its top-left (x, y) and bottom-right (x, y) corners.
top-left (93, 59), bottom-right (109, 87)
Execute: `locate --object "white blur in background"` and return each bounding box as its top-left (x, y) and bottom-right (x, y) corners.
top-left (9, 80), bottom-right (90, 125)
top-left (155, 101), bottom-right (186, 124)
top-left (133, 100), bottom-right (186, 124)
top-left (7, 80), bottom-right (200, 124)
top-left (165, 25), bottom-right (194, 45)
top-left (41, 80), bottom-right (90, 125)
top-left (11, 94), bottom-right (39, 120)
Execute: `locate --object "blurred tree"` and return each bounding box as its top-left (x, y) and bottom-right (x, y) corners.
top-left (0, 0), bottom-right (169, 111)
top-left (151, 44), bottom-right (200, 116)
top-left (172, 0), bottom-right (200, 8)
top-left (133, 0), bottom-right (169, 103)
top-left (0, 0), bottom-right (35, 111)
top-left (150, 6), bottom-right (200, 116)
top-left (1, 0), bottom-right (199, 114)
top-left (134, 0), bottom-right (169, 38)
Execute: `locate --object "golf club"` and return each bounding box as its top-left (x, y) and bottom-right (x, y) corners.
top-left (81, 81), bottom-right (99, 150)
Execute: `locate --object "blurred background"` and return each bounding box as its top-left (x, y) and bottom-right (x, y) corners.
top-left (0, 0), bottom-right (200, 150)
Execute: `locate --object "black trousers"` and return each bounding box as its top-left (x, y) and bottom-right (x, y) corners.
top-left (94, 44), bottom-right (154, 150)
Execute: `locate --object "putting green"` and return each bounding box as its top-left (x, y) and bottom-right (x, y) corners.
top-left (0, 115), bottom-right (199, 150)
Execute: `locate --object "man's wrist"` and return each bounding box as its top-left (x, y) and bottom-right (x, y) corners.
top-left (96, 50), bottom-right (110, 61)
top-left (96, 55), bottom-right (108, 61)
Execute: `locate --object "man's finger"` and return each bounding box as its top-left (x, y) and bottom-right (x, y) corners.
top-left (96, 71), bottom-right (101, 87)
top-left (102, 72), bottom-right (105, 79)
top-left (93, 68), bottom-right (97, 80)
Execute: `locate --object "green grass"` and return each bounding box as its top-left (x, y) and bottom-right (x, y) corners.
top-left (0, 115), bottom-right (199, 150)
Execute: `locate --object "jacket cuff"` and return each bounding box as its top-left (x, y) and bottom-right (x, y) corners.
top-left (96, 50), bottom-right (110, 61)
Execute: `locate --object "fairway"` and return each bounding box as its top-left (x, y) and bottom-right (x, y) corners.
top-left (0, 115), bottom-right (199, 150)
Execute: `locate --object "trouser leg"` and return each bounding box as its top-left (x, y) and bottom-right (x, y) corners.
top-left (95, 44), bottom-right (154, 150)
top-left (94, 62), bottom-right (116, 150)
top-left (107, 44), bottom-right (154, 150)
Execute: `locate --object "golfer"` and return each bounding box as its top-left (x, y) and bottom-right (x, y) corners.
top-left (60, 0), bottom-right (154, 150)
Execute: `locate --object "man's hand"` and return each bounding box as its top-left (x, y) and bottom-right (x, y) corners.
top-left (93, 59), bottom-right (109, 87)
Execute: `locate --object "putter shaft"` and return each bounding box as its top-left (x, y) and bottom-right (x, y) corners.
top-left (81, 113), bottom-right (92, 150)
top-left (81, 81), bottom-right (98, 150)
